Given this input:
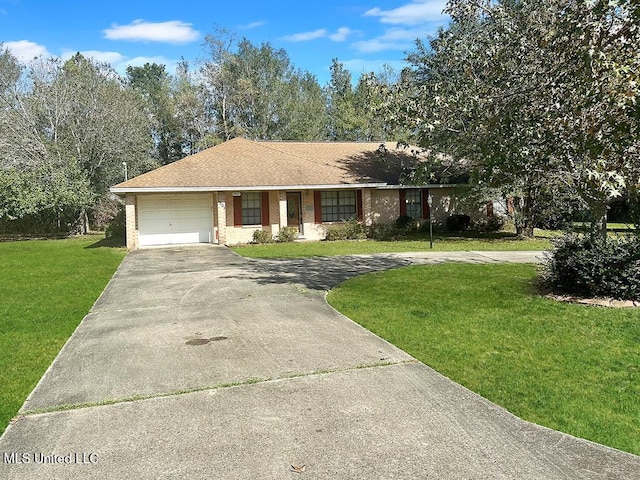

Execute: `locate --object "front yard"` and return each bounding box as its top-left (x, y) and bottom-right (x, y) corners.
top-left (3, 233), bottom-right (637, 457)
top-left (326, 263), bottom-right (640, 456)
top-left (0, 235), bottom-right (125, 434)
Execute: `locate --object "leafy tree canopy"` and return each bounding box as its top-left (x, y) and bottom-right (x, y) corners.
top-left (382, 0), bottom-right (640, 237)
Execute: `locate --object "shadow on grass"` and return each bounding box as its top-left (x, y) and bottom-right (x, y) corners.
top-left (0, 233), bottom-right (68, 242)
top-left (403, 230), bottom-right (530, 243)
top-left (86, 236), bottom-right (125, 249)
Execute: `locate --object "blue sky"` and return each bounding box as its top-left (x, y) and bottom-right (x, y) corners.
top-left (0, 0), bottom-right (450, 85)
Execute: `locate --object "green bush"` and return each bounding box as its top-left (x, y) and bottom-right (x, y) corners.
top-left (394, 215), bottom-right (415, 230)
top-left (446, 214), bottom-right (471, 231)
top-left (540, 233), bottom-right (640, 300)
top-left (252, 229), bottom-right (273, 244)
top-left (92, 197), bottom-right (121, 231)
top-left (325, 219), bottom-right (367, 241)
top-left (472, 216), bottom-right (505, 233)
top-left (275, 226), bottom-right (298, 243)
top-left (367, 223), bottom-right (399, 241)
top-left (105, 206), bottom-right (126, 240)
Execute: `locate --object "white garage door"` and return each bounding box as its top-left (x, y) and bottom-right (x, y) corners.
top-left (138, 194), bottom-right (213, 247)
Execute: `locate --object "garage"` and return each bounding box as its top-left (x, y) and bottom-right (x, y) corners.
top-left (137, 194), bottom-right (214, 247)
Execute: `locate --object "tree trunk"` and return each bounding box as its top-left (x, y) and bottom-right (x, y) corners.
top-left (514, 195), bottom-right (535, 238)
top-left (73, 209), bottom-right (90, 235)
top-left (588, 200), bottom-right (607, 240)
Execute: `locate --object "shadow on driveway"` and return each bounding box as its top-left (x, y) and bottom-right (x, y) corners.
top-left (243, 255), bottom-right (413, 291)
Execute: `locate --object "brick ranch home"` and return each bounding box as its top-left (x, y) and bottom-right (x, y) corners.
top-left (111, 137), bottom-right (490, 250)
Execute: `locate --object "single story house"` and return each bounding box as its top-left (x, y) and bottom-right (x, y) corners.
top-left (111, 138), bottom-right (487, 250)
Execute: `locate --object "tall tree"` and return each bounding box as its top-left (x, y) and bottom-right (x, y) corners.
top-left (326, 60), bottom-right (402, 141)
top-left (0, 50), bottom-right (93, 230)
top-left (280, 71), bottom-right (328, 140)
top-left (201, 28), bottom-right (238, 142)
top-left (384, 0), bottom-right (640, 237)
top-left (173, 59), bottom-right (216, 154)
top-left (326, 59), bottom-right (364, 141)
top-left (0, 51), bottom-right (154, 232)
top-left (202, 33), bottom-right (327, 141)
top-left (0, 46), bottom-right (45, 169)
top-left (126, 63), bottom-right (183, 164)
top-left (47, 54), bottom-right (154, 196)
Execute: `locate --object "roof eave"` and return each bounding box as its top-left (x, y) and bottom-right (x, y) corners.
top-left (376, 183), bottom-right (463, 190)
top-left (110, 183), bottom-right (388, 195)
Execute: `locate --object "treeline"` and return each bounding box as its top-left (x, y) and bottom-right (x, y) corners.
top-left (2, 1), bottom-right (639, 237)
top-left (0, 29), bottom-right (403, 234)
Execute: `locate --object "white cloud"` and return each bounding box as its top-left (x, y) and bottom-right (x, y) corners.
top-left (282, 29), bottom-right (327, 42)
top-left (352, 27), bottom-right (425, 53)
top-left (365, 0), bottom-right (448, 25)
top-left (352, 38), bottom-right (408, 53)
top-left (62, 50), bottom-right (125, 64)
top-left (4, 40), bottom-right (50, 62)
top-left (104, 19), bottom-right (199, 44)
top-left (123, 55), bottom-right (179, 72)
top-left (238, 21), bottom-right (266, 30)
top-left (59, 50), bottom-right (179, 76)
top-left (329, 27), bottom-right (353, 42)
top-left (340, 58), bottom-right (408, 77)
top-left (283, 27), bottom-right (355, 43)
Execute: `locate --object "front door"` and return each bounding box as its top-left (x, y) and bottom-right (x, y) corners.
top-left (286, 192), bottom-right (302, 233)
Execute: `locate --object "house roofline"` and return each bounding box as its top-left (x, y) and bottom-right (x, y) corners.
top-left (110, 183), bottom-right (388, 195)
top-left (377, 184), bottom-right (461, 189)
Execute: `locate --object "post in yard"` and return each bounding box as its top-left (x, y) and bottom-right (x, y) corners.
top-left (428, 194), bottom-right (433, 249)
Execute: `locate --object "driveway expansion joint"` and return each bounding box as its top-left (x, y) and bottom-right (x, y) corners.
top-left (17, 359), bottom-right (419, 417)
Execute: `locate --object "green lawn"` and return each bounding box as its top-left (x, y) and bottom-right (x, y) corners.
top-left (232, 231), bottom-right (551, 258)
top-left (327, 263), bottom-right (640, 456)
top-left (0, 235), bottom-right (125, 434)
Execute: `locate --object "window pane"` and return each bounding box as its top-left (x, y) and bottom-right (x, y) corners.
top-left (342, 190), bottom-right (356, 202)
top-left (321, 191), bottom-right (338, 206)
top-left (321, 190), bottom-right (357, 222)
top-left (242, 192), bottom-right (262, 225)
top-left (406, 189), bottom-right (422, 219)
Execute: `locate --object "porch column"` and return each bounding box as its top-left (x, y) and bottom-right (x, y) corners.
top-left (125, 193), bottom-right (137, 250)
top-left (216, 193), bottom-right (227, 244)
top-left (362, 189), bottom-right (373, 226)
top-left (270, 191), bottom-right (280, 234)
top-left (278, 191), bottom-right (287, 229)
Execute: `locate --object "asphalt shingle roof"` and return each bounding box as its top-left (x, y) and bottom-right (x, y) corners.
top-left (112, 138), bottom-right (425, 190)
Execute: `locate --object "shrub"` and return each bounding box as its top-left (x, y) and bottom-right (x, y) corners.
top-left (325, 219), bottom-right (366, 241)
top-left (367, 223), bottom-right (399, 241)
top-left (471, 215), bottom-right (505, 233)
top-left (540, 233), bottom-right (640, 300)
top-left (394, 215), bottom-right (415, 230)
top-left (275, 226), bottom-right (298, 243)
top-left (105, 206), bottom-right (125, 241)
top-left (446, 214), bottom-right (471, 232)
top-left (252, 229), bottom-right (273, 244)
top-left (92, 197), bottom-right (121, 231)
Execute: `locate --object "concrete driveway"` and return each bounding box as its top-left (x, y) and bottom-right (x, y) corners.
top-left (1, 245), bottom-right (637, 479)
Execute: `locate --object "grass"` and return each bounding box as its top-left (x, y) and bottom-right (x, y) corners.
top-left (574, 221), bottom-right (636, 232)
top-left (327, 263), bottom-right (640, 456)
top-left (231, 230), bottom-right (552, 259)
top-left (0, 235), bottom-right (125, 434)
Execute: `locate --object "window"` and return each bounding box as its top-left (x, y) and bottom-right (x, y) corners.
top-left (320, 190), bottom-right (356, 222)
top-left (242, 192), bottom-right (262, 225)
top-left (405, 189), bottom-right (422, 219)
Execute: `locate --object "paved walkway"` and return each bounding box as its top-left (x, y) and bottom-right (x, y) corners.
top-left (0, 246), bottom-right (637, 479)
top-left (247, 250), bottom-right (544, 290)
